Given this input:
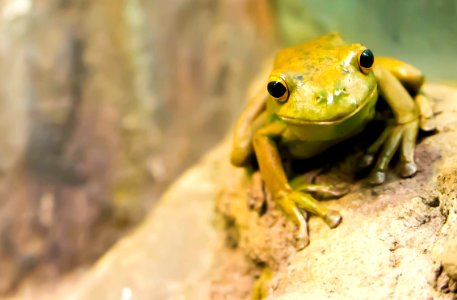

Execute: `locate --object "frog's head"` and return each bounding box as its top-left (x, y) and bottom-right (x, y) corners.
top-left (267, 33), bottom-right (377, 125)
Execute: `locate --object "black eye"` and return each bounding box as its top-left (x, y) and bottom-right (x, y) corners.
top-left (267, 80), bottom-right (288, 102)
top-left (358, 49), bottom-right (374, 73)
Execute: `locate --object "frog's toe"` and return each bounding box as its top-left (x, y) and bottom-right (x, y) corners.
top-left (323, 210), bottom-right (342, 228)
top-left (295, 183), bottom-right (349, 199)
top-left (288, 191), bottom-right (343, 229)
top-left (358, 154), bottom-right (375, 169)
top-left (276, 196), bottom-right (310, 248)
top-left (398, 161), bottom-right (417, 178)
top-left (295, 224), bottom-right (310, 250)
top-left (366, 170), bottom-right (386, 185)
top-left (420, 118), bottom-right (436, 132)
top-left (332, 183), bottom-right (350, 197)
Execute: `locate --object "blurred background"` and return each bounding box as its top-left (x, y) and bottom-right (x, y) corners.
top-left (0, 0), bottom-right (456, 296)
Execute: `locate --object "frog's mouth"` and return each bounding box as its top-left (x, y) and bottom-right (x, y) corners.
top-left (278, 86), bottom-right (378, 125)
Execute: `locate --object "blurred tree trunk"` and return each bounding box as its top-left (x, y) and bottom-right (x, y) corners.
top-left (0, 0), bottom-right (275, 294)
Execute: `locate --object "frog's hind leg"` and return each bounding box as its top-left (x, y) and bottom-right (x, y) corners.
top-left (364, 58), bottom-right (437, 185)
top-left (376, 57), bottom-right (436, 132)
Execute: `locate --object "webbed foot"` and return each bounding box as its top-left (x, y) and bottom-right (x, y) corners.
top-left (278, 190), bottom-right (343, 233)
top-left (289, 175), bottom-right (350, 199)
top-left (295, 183), bottom-right (349, 200)
top-left (247, 173), bottom-right (311, 248)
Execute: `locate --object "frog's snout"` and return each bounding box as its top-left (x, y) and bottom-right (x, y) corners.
top-left (313, 90), bottom-right (339, 105)
top-left (297, 84), bottom-right (348, 106)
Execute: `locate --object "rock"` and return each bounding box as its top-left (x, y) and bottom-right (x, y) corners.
top-left (10, 84), bottom-right (457, 300)
top-left (434, 156), bottom-right (457, 285)
top-left (442, 239), bottom-right (457, 280)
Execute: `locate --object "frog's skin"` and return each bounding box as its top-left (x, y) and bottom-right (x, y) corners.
top-left (230, 33), bottom-right (435, 247)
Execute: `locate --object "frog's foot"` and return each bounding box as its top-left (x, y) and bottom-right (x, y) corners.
top-left (294, 183), bottom-right (349, 200)
top-left (364, 119), bottom-right (420, 185)
top-left (247, 172), bottom-right (266, 212)
top-left (289, 174), bottom-right (350, 200)
top-left (278, 191), bottom-right (342, 232)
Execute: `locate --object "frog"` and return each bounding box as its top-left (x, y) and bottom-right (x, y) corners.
top-left (230, 33), bottom-right (435, 247)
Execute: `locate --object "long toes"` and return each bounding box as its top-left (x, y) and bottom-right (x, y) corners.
top-left (298, 183), bottom-right (350, 199)
top-left (398, 161), bottom-right (417, 178)
top-left (323, 210), bottom-right (342, 228)
top-left (358, 154), bottom-right (375, 169)
top-left (366, 170), bottom-right (386, 186)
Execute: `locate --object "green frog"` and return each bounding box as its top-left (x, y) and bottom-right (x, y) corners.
top-left (230, 33), bottom-right (435, 247)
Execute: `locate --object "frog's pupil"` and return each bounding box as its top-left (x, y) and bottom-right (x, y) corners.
top-left (267, 81), bottom-right (287, 98)
top-left (360, 49), bottom-right (374, 68)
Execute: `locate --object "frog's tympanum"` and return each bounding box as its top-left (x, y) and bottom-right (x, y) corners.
top-left (231, 33), bottom-right (434, 246)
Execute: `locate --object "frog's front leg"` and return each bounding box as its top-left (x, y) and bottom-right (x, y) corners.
top-left (231, 90), bottom-right (268, 167)
top-left (253, 121), bottom-right (342, 246)
top-left (366, 64), bottom-right (424, 184)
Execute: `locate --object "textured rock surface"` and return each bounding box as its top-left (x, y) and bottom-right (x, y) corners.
top-left (9, 84), bottom-right (457, 299)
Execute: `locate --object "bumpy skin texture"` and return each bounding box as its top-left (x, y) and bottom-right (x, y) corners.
top-left (230, 33), bottom-right (434, 247)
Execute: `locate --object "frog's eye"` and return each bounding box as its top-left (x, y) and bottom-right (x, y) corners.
top-left (267, 79), bottom-right (289, 102)
top-left (358, 49), bottom-right (374, 74)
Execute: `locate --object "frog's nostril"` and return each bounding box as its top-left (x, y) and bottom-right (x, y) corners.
top-left (315, 94), bottom-right (326, 104)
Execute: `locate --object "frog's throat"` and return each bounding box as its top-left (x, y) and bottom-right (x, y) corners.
top-left (278, 85), bottom-right (378, 125)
